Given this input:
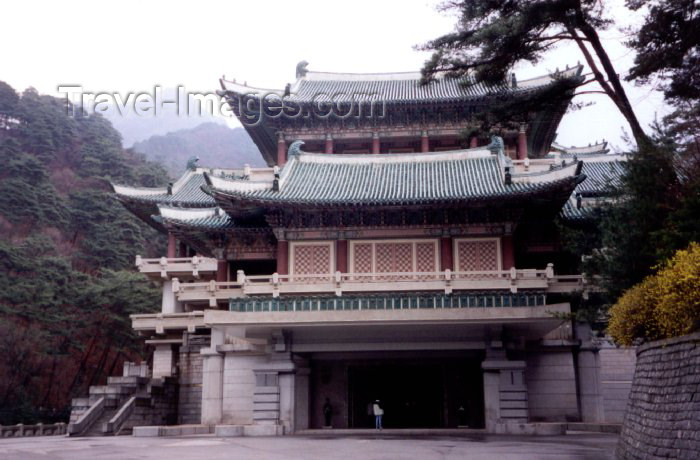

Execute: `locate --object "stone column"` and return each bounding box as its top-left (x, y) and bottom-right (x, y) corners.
top-left (325, 133), bottom-right (333, 154)
top-left (501, 235), bottom-right (515, 269)
top-left (372, 132), bottom-right (380, 154)
top-left (294, 367), bottom-right (310, 431)
top-left (517, 124), bottom-right (528, 160)
top-left (277, 240), bottom-right (289, 275)
top-left (336, 240), bottom-right (348, 273)
top-left (277, 132), bottom-right (286, 166)
top-left (201, 348), bottom-right (224, 426)
top-left (575, 323), bottom-right (604, 422)
top-left (482, 366), bottom-right (501, 432)
top-left (279, 373), bottom-right (295, 433)
top-left (161, 280), bottom-right (182, 313)
top-left (421, 130), bottom-right (429, 152)
top-left (440, 237), bottom-right (453, 271)
top-left (167, 232), bottom-right (176, 258)
top-left (153, 344), bottom-right (174, 378)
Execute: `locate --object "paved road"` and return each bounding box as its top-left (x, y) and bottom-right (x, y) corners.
top-left (0, 432), bottom-right (618, 460)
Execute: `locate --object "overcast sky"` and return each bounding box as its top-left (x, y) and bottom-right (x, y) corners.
top-left (2, 0), bottom-right (669, 151)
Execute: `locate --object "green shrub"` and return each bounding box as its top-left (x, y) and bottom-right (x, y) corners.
top-left (608, 242), bottom-right (700, 345)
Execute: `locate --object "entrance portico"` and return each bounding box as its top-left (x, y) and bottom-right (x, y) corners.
top-left (198, 302), bottom-right (570, 434)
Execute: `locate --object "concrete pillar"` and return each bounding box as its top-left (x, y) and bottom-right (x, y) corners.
top-left (277, 132), bottom-right (286, 166)
top-left (336, 240), bottom-right (348, 273)
top-left (294, 367), bottom-right (310, 431)
top-left (482, 369), bottom-right (501, 432)
top-left (201, 348), bottom-right (224, 426)
top-left (517, 124), bottom-right (528, 160)
top-left (372, 132), bottom-right (380, 154)
top-left (167, 232), bottom-right (176, 258)
top-left (153, 344), bottom-right (174, 378)
top-left (421, 130), bottom-right (429, 152)
top-left (578, 348), bottom-right (604, 422)
top-left (501, 235), bottom-right (515, 269)
top-left (325, 133), bottom-right (333, 154)
top-left (277, 240), bottom-right (289, 275)
top-left (440, 237), bottom-right (453, 271)
top-left (216, 259), bottom-right (228, 282)
top-left (279, 373), bottom-right (295, 433)
top-left (470, 136), bottom-right (478, 148)
top-left (161, 280), bottom-right (183, 314)
top-left (576, 323), bottom-right (604, 422)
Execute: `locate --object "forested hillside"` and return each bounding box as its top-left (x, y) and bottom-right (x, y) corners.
top-left (132, 122), bottom-right (265, 176)
top-left (0, 81), bottom-right (166, 424)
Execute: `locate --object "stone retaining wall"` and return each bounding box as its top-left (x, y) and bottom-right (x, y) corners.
top-left (616, 332), bottom-right (700, 459)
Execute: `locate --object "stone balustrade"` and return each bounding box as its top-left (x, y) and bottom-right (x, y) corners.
top-left (135, 255), bottom-right (218, 280)
top-left (1, 422), bottom-right (67, 437)
top-left (171, 266), bottom-right (585, 307)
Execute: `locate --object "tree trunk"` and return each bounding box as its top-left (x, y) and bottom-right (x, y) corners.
top-left (573, 10), bottom-right (651, 146)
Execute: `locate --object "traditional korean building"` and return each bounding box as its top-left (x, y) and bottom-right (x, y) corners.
top-left (69, 63), bottom-right (635, 437)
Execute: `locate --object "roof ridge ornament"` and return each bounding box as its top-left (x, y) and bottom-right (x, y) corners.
top-left (486, 135), bottom-right (505, 157)
top-left (288, 140), bottom-right (305, 156)
top-left (296, 61), bottom-right (309, 78)
top-left (187, 156), bottom-right (200, 171)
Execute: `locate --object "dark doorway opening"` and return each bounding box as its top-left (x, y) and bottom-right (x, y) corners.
top-left (346, 358), bottom-right (484, 429)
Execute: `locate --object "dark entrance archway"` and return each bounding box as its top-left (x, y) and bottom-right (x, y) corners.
top-left (309, 352), bottom-right (484, 429)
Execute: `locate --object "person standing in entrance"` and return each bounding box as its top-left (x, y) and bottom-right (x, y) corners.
top-left (373, 400), bottom-right (384, 430)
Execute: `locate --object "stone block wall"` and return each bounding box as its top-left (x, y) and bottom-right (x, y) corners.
top-left (222, 354), bottom-right (267, 425)
top-left (617, 332), bottom-right (700, 459)
top-left (524, 349), bottom-right (579, 422)
top-left (178, 334), bottom-right (209, 424)
top-left (599, 346), bottom-right (636, 423)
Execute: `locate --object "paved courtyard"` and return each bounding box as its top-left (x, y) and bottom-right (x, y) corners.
top-left (0, 432), bottom-right (618, 460)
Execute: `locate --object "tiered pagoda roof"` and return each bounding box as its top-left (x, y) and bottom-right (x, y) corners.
top-left (113, 143), bottom-right (591, 237)
top-left (205, 145), bottom-right (585, 211)
top-left (219, 64), bottom-right (584, 164)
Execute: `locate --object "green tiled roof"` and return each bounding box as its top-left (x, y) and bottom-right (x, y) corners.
top-left (207, 150), bottom-right (584, 207)
top-left (551, 141), bottom-right (609, 156)
top-left (560, 200), bottom-right (597, 222)
top-left (221, 66), bottom-right (584, 105)
top-left (576, 160), bottom-right (626, 197)
top-left (155, 206), bottom-right (234, 230)
top-left (112, 170), bottom-right (215, 207)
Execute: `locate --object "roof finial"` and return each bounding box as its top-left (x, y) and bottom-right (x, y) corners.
top-left (487, 135), bottom-right (505, 157)
top-left (296, 60), bottom-right (309, 78)
top-left (288, 140), bottom-right (305, 156)
top-left (186, 156), bottom-right (199, 171)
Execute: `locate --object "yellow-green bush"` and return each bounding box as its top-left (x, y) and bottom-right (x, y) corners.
top-left (608, 276), bottom-right (661, 345)
top-left (608, 242), bottom-right (700, 345)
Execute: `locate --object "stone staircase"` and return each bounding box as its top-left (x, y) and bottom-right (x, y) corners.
top-left (81, 408), bottom-right (117, 437)
top-left (68, 363), bottom-right (177, 437)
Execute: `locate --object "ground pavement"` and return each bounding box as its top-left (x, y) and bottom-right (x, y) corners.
top-left (0, 432), bottom-right (618, 460)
